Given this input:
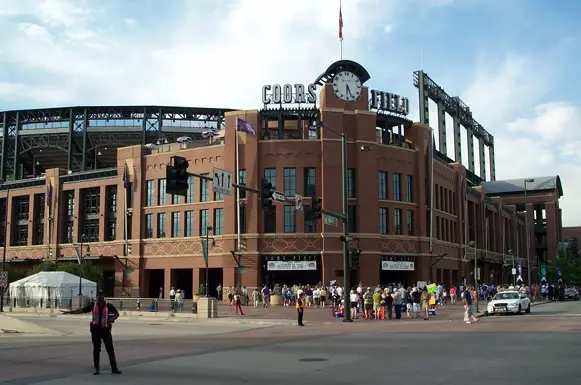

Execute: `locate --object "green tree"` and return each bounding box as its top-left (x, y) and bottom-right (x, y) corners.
top-left (3, 264), bottom-right (27, 283)
top-left (547, 247), bottom-right (581, 285)
top-left (29, 261), bottom-right (103, 285)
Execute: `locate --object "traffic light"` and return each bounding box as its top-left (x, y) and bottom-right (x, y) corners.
top-left (311, 196), bottom-right (322, 221)
top-left (351, 248), bottom-right (362, 269)
top-left (166, 156), bottom-right (189, 196)
top-left (261, 178), bottom-right (273, 210)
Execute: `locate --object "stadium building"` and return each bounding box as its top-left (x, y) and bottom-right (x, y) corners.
top-left (0, 60), bottom-right (564, 298)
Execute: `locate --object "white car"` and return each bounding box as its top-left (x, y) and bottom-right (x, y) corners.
top-left (487, 291), bottom-right (531, 315)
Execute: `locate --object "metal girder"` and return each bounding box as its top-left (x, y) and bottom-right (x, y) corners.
top-left (18, 134), bottom-right (69, 154)
top-left (260, 107), bottom-right (320, 119)
top-left (413, 71), bottom-right (493, 146)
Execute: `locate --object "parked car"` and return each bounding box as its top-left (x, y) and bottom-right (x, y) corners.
top-left (564, 287), bottom-right (579, 300)
top-left (487, 290), bottom-right (531, 315)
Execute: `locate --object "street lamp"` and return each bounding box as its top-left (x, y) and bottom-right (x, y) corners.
top-left (78, 234), bottom-right (91, 296)
top-left (524, 178), bottom-right (534, 286)
top-left (205, 225), bottom-right (214, 298)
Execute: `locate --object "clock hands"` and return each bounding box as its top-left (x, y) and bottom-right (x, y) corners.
top-left (345, 84), bottom-right (353, 98)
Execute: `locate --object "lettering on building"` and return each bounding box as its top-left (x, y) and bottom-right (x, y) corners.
top-left (370, 90), bottom-right (410, 116)
top-left (262, 84), bottom-right (317, 105)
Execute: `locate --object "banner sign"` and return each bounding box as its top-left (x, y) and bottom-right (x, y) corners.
top-left (267, 260), bottom-right (317, 271)
top-left (381, 261), bottom-right (415, 271)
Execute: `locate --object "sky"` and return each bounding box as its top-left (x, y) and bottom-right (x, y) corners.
top-left (0, 0), bottom-right (580, 226)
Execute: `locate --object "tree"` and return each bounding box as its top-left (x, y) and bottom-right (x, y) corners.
top-left (546, 247), bottom-right (581, 285)
top-left (3, 264), bottom-right (27, 283)
top-left (29, 261), bottom-right (103, 285)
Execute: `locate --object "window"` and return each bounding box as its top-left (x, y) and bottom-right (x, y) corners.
top-left (304, 168), bottom-right (316, 195)
top-left (239, 169), bottom-right (247, 199)
top-left (347, 169), bottom-right (356, 198)
top-left (394, 208), bottom-right (402, 235)
top-left (214, 208), bottom-right (224, 235)
top-left (83, 188), bottom-right (100, 215)
top-left (263, 168), bottom-right (276, 189)
top-left (172, 194), bottom-right (180, 204)
top-left (238, 205), bottom-right (247, 234)
top-left (146, 180), bottom-right (154, 206)
top-left (106, 186), bottom-right (117, 242)
top-left (145, 214), bottom-right (153, 238)
top-left (379, 208), bottom-right (388, 235)
top-left (107, 219), bottom-right (116, 241)
top-left (348, 205), bottom-right (356, 233)
top-left (200, 174), bottom-right (209, 202)
top-left (264, 206), bottom-right (276, 233)
top-left (199, 209), bottom-right (209, 236)
top-left (83, 220), bottom-right (99, 242)
top-left (393, 173), bottom-right (402, 201)
top-left (171, 212), bottom-right (181, 238)
top-left (186, 176), bottom-right (195, 203)
top-left (66, 191), bottom-right (75, 216)
top-left (284, 206), bottom-right (296, 233)
top-left (406, 175), bottom-right (413, 202)
top-left (283, 168), bottom-right (296, 196)
top-left (407, 210), bottom-right (414, 235)
top-left (157, 213), bottom-right (166, 238)
top-left (158, 179), bottom-right (166, 205)
top-left (378, 171), bottom-right (388, 200)
top-left (185, 210), bottom-right (194, 237)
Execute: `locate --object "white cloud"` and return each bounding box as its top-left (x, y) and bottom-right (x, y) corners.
top-left (384, 24), bottom-right (394, 34)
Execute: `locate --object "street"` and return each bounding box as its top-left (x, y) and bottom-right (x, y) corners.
top-left (0, 300), bottom-right (579, 384)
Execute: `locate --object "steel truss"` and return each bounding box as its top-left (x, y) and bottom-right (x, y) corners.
top-left (0, 105), bottom-right (233, 181)
top-left (260, 107), bottom-right (320, 140)
top-left (413, 71), bottom-right (495, 182)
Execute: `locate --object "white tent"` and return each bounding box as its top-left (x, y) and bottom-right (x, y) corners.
top-left (8, 271), bottom-right (97, 308)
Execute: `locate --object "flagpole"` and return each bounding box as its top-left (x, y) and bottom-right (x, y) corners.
top-left (235, 118), bottom-right (242, 252)
top-left (339, 0), bottom-right (343, 60)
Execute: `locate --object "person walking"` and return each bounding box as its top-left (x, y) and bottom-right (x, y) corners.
top-left (296, 289), bottom-right (305, 326)
top-left (62, 290), bottom-right (122, 375)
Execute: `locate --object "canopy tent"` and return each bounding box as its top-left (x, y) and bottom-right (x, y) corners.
top-left (9, 271), bottom-right (97, 308)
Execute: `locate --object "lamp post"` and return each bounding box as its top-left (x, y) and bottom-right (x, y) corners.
top-left (0, 186), bottom-right (10, 313)
top-left (205, 225), bottom-right (214, 298)
top-left (524, 178), bottom-right (534, 285)
top-left (78, 234), bottom-right (91, 296)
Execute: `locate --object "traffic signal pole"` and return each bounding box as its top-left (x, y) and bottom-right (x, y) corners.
top-left (340, 133), bottom-right (352, 322)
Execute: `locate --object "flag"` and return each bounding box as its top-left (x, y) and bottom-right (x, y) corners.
top-left (236, 118), bottom-right (256, 135)
top-left (339, 6), bottom-right (343, 40)
top-left (122, 163), bottom-right (129, 189)
top-left (46, 182), bottom-right (52, 214)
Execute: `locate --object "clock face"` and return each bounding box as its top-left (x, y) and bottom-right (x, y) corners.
top-left (332, 71), bottom-right (362, 102)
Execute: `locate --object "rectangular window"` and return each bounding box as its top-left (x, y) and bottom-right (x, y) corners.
top-left (304, 167), bottom-right (316, 195)
top-left (239, 169), bottom-right (247, 199)
top-left (378, 171), bottom-right (388, 200)
top-left (146, 180), bottom-right (154, 206)
top-left (157, 213), bottom-right (166, 237)
top-left (284, 205), bottom-right (296, 233)
top-left (214, 187), bottom-right (224, 201)
top-left (172, 194), bottom-right (180, 205)
top-left (199, 209), bottom-right (209, 236)
top-left (264, 206), bottom-right (276, 233)
top-left (348, 205), bottom-right (356, 233)
top-left (263, 168), bottom-right (276, 190)
top-left (145, 214), bottom-right (153, 239)
top-left (158, 179), bottom-right (166, 205)
top-left (66, 191), bottom-right (75, 216)
top-left (347, 169), bottom-right (356, 198)
top-left (83, 188), bottom-right (100, 215)
top-left (238, 205), bottom-right (247, 234)
top-left (186, 176), bottom-right (195, 203)
top-left (171, 212), bottom-right (181, 238)
top-left (406, 175), bottom-right (413, 202)
top-left (407, 210), bottom-right (414, 235)
top-left (185, 210), bottom-right (194, 237)
top-left (393, 173), bottom-right (402, 201)
top-left (283, 168), bottom-right (296, 196)
top-left (394, 208), bottom-right (402, 235)
top-left (379, 207), bottom-right (388, 235)
top-left (214, 208), bottom-right (224, 235)
top-left (200, 174), bottom-right (209, 202)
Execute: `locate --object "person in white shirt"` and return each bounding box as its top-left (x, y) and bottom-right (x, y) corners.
top-left (349, 290), bottom-right (359, 319)
top-left (313, 287), bottom-right (320, 307)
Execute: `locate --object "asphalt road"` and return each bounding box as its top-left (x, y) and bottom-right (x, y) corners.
top-left (1, 301), bottom-right (579, 385)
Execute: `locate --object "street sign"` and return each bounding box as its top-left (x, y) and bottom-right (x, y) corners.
top-left (213, 167), bottom-right (233, 196)
top-left (511, 268), bottom-right (517, 275)
top-left (324, 215), bottom-right (338, 227)
top-left (272, 191), bottom-right (285, 203)
top-left (0, 271), bottom-right (7, 287)
top-left (295, 195), bottom-right (303, 211)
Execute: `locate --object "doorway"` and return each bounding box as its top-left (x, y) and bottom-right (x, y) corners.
top-left (146, 269), bottom-right (164, 298)
top-left (172, 269), bottom-right (193, 299)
